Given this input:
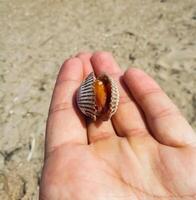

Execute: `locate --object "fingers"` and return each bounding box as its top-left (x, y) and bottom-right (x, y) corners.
top-left (76, 52), bottom-right (93, 78)
top-left (77, 52), bottom-right (116, 143)
top-left (90, 52), bottom-right (150, 139)
top-left (46, 57), bottom-right (87, 154)
top-left (124, 68), bottom-right (196, 147)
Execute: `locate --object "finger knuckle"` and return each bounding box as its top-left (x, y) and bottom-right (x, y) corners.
top-left (49, 102), bottom-right (73, 114)
top-left (151, 106), bottom-right (181, 121)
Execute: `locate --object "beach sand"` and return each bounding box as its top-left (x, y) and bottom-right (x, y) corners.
top-left (0, 0), bottom-right (196, 199)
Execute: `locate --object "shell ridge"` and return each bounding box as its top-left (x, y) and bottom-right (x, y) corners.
top-left (108, 76), bottom-right (119, 117)
top-left (77, 72), bottom-right (96, 120)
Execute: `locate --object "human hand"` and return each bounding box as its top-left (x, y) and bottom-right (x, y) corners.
top-left (39, 52), bottom-right (196, 200)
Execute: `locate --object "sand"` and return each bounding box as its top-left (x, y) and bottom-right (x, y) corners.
top-left (0, 0), bottom-right (196, 199)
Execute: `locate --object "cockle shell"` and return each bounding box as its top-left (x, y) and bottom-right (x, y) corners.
top-left (77, 72), bottom-right (119, 121)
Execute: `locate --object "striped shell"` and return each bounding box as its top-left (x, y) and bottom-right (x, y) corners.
top-left (77, 72), bottom-right (119, 121)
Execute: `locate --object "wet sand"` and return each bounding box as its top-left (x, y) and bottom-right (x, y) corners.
top-left (0, 0), bottom-right (196, 199)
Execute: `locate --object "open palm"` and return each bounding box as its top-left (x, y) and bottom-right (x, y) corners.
top-left (40, 52), bottom-right (196, 200)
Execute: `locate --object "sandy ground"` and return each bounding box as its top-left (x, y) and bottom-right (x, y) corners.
top-left (0, 0), bottom-right (196, 199)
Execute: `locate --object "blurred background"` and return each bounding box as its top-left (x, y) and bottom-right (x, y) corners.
top-left (0, 0), bottom-right (196, 199)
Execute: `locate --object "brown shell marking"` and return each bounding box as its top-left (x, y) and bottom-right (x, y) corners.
top-left (77, 72), bottom-right (96, 121)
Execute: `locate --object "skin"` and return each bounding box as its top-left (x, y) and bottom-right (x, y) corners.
top-left (39, 52), bottom-right (196, 200)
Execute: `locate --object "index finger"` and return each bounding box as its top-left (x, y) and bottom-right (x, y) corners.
top-left (46, 57), bottom-right (88, 154)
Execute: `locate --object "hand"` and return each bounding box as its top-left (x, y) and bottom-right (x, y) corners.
top-left (39, 52), bottom-right (196, 200)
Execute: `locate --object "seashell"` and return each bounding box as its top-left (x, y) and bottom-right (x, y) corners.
top-left (77, 72), bottom-right (119, 121)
